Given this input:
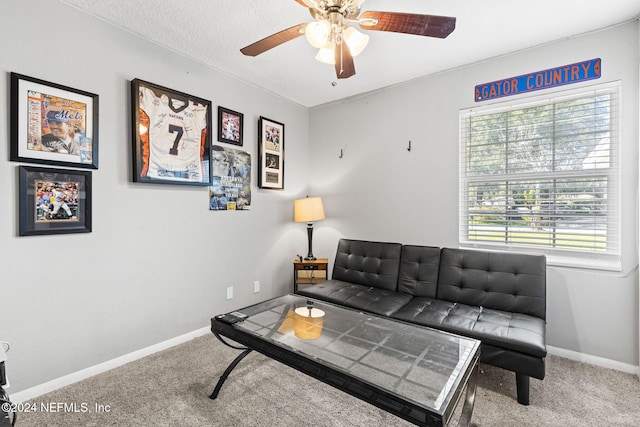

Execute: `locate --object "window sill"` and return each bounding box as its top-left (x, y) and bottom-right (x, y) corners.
top-left (458, 242), bottom-right (621, 272)
top-left (544, 254), bottom-right (621, 272)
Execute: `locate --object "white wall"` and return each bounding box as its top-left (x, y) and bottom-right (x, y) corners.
top-left (309, 22), bottom-right (640, 367)
top-left (0, 0), bottom-right (311, 393)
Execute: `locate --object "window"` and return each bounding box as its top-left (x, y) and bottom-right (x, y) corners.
top-left (459, 83), bottom-right (620, 270)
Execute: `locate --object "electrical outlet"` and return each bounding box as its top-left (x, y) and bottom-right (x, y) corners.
top-left (226, 286), bottom-right (233, 300)
top-left (253, 280), bottom-right (260, 293)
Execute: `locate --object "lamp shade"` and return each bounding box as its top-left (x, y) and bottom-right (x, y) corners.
top-left (293, 307), bottom-right (325, 340)
top-left (315, 44), bottom-right (336, 64)
top-left (343, 27), bottom-right (369, 57)
top-left (294, 197), bottom-right (325, 223)
top-left (305, 20), bottom-right (331, 48)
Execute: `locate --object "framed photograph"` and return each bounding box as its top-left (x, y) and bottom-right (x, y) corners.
top-left (10, 72), bottom-right (99, 169)
top-left (258, 116), bottom-right (284, 190)
top-left (217, 106), bottom-right (243, 146)
top-left (131, 78), bottom-right (212, 186)
top-left (210, 145), bottom-right (251, 211)
top-left (19, 166), bottom-right (92, 236)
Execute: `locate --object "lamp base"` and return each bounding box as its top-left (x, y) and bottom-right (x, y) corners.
top-left (305, 223), bottom-right (316, 261)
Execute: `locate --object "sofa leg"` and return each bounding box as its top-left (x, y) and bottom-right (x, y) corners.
top-left (516, 373), bottom-right (530, 405)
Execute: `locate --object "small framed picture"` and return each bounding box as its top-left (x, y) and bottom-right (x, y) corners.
top-left (258, 116), bottom-right (284, 190)
top-left (131, 78), bottom-right (213, 186)
top-left (19, 165), bottom-right (92, 236)
top-left (217, 106), bottom-right (243, 146)
top-left (10, 72), bottom-right (99, 169)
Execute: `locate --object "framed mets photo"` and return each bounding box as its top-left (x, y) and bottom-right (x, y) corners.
top-left (217, 106), bottom-right (243, 146)
top-left (10, 72), bottom-right (99, 169)
top-left (19, 165), bottom-right (92, 236)
top-left (131, 78), bottom-right (213, 186)
top-left (258, 116), bottom-right (284, 190)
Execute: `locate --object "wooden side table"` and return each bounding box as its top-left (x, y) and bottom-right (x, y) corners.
top-left (293, 258), bottom-right (328, 293)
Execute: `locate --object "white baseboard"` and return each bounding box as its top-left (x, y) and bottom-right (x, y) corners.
top-left (547, 345), bottom-right (640, 376)
top-left (10, 326), bottom-right (210, 404)
top-left (9, 330), bottom-right (639, 403)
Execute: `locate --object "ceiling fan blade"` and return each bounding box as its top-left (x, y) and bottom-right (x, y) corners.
top-left (359, 11), bottom-right (456, 38)
top-left (240, 23), bottom-right (307, 56)
top-left (335, 42), bottom-right (355, 79)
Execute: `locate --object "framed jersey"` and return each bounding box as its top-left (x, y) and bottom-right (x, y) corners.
top-left (131, 79), bottom-right (213, 186)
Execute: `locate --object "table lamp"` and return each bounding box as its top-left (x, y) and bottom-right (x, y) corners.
top-left (294, 196), bottom-right (325, 260)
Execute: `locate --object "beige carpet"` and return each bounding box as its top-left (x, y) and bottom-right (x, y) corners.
top-left (14, 334), bottom-right (640, 426)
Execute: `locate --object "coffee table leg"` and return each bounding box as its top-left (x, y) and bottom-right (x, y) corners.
top-left (209, 348), bottom-right (253, 400)
top-left (457, 365), bottom-right (478, 427)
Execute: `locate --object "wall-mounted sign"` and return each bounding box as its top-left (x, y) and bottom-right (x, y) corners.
top-left (475, 58), bottom-right (601, 102)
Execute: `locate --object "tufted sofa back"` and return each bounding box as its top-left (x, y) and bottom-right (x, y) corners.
top-left (437, 248), bottom-right (546, 320)
top-left (332, 239), bottom-right (402, 291)
top-left (398, 245), bottom-right (441, 298)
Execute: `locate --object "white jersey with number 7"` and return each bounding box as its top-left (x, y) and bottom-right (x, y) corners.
top-left (139, 87), bottom-right (208, 181)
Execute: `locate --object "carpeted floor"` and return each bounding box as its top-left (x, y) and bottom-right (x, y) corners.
top-left (13, 334), bottom-right (640, 426)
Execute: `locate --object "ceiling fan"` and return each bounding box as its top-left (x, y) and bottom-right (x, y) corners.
top-left (240, 0), bottom-right (456, 79)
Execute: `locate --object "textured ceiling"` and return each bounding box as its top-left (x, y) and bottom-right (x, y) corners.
top-left (58, 0), bottom-right (640, 108)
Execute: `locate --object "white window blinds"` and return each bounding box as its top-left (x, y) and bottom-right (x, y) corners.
top-left (459, 83), bottom-right (620, 269)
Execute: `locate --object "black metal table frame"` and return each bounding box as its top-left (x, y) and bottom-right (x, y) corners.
top-left (209, 314), bottom-right (478, 427)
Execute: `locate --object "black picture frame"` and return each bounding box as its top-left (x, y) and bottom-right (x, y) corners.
top-left (217, 106), bottom-right (243, 146)
top-left (131, 78), bottom-right (213, 186)
top-left (258, 116), bottom-right (285, 190)
top-left (10, 72), bottom-right (99, 169)
top-left (19, 166), bottom-right (92, 236)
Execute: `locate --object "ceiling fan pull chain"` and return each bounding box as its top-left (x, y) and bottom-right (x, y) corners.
top-left (335, 29), bottom-right (344, 74)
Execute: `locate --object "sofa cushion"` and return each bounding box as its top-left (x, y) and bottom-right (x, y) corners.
top-left (390, 297), bottom-right (546, 358)
top-left (297, 280), bottom-right (412, 317)
top-left (398, 245), bottom-right (441, 297)
top-left (332, 239), bottom-right (402, 291)
top-left (438, 248), bottom-right (546, 320)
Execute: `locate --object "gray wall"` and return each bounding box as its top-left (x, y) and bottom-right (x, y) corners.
top-left (1, 0), bottom-right (638, 396)
top-left (0, 0), bottom-right (311, 393)
top-left (308, 21), bottom-right (639, 368)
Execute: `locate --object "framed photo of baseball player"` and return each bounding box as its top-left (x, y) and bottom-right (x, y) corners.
top-left (258, 116), bottom-right (285, 190)
top-left (18, 166), bottom-right (92, 236)
top-left (10, 72), bottom-right (99, 169)
top-left (217, 106), bottom-right (243, 146)
top-left (131, 79), bottom-right (213, 186)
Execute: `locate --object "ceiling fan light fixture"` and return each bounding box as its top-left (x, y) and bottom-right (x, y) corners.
top-left (305, 20), bottom-right (331, 48)
top-left (343, 26), bottom-right (369, 56)
top-left (240, 1), bottom-right (457, 80)
top-left (315, 44), bottom-right (336, 64)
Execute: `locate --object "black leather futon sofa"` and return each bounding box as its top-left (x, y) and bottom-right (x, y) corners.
top-left (296, 238), bottom-right (547, 405)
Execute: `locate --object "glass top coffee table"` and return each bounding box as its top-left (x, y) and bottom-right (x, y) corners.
top-left (210, 294), bottom-right (480, 427)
